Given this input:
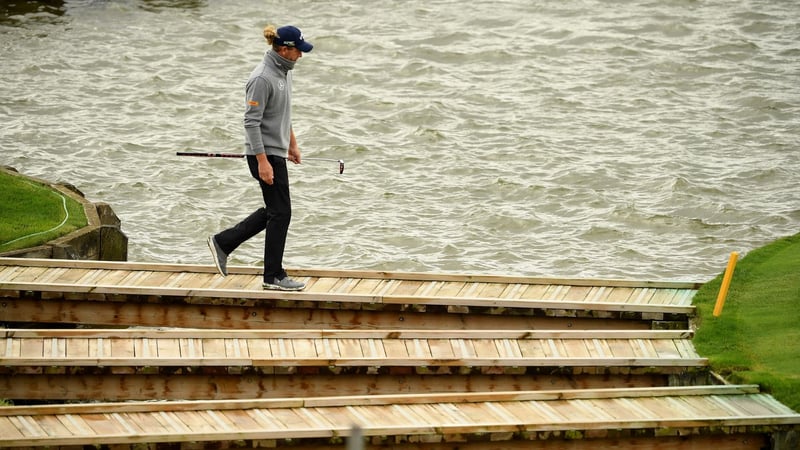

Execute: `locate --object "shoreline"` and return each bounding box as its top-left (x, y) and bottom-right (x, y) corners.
top-left (0, 166), bottom-right (128, 261)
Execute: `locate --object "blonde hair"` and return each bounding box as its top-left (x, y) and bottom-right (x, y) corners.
top-left (263, 25), bottom-right (278, 48)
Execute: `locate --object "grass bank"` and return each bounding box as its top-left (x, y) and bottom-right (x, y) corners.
top-left (0, 170), bottom-right (88, 253)
top-left (692, 232), bottom-right (800, 412)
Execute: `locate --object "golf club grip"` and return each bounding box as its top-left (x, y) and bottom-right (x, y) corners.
top-left (176, 152), bottom-right (245, 158)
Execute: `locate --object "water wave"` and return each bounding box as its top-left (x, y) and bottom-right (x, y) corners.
top-left (1, 0), bottom-right (798, 282)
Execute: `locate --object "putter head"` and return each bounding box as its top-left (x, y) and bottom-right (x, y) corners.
top-left (338, 160), bottom-right (345, 174)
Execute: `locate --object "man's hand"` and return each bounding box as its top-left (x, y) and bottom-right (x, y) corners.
top-left (288, 145), bottom-right (302, 164)
top-left (288, 128), bottom-right (302, 164)
top-left (256, 153), bottom-right (274, 185)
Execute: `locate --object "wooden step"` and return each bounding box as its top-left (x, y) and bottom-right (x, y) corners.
top-left (0, 258), bottom-right (698, 316)
top-left (0, 328), bottom-right (706, 369)
top-left (0, 297), bottom-right (664, 330)
top-left (0, 372), bottom-right (676, 402)
top-left (1, 385), bottom-right (797, 448)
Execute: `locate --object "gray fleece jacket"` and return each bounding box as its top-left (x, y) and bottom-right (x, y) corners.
top-left (243, 50), bottom-right (294, 157)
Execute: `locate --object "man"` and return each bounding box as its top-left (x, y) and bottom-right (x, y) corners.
top-left (207, 24), bottom-right (312, 291)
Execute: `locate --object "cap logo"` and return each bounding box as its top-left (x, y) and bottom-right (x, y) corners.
top-left (276, 26), bottom-right (311, 52)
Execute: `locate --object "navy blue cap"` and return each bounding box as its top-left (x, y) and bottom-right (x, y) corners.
top-left (275, 25), bottom-right (313, 52)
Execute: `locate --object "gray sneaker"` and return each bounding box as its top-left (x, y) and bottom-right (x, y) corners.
top-left (207, 235), bottom-right (227, 277)
top-left (263, 276), bottom-right (305, 291)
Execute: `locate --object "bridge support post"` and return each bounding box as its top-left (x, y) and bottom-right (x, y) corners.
top-left (771, 430), bottom-right (798, 450)
top-left (347, 424), bottom-right (364, 450)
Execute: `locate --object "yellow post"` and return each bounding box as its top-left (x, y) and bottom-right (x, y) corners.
top-left (713, 251), bottom-right (739, 317)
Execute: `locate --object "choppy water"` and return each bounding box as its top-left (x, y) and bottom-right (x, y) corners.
top-left (1, 0), bottom-right (798, 282)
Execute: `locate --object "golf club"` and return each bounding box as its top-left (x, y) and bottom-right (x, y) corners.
top-left (176, 151), bottom-right (345, 174)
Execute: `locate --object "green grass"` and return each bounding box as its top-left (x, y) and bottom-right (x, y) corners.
top-left (692, 232), bottom-right (800, 412)
top-left (0, 171), bottom-right (88, 252)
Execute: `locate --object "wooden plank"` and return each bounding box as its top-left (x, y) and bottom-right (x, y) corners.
top-left (124, 411), bottom-right (171, 435)
top-left (637, 338), bottom-right (660, 358)
top-left (34, 267), bottom-right (69, 284)
top-left (114, 269), bottom-right (153, 288)
top-left (475, 282), bottom-right (508, 299)
top-left (0, 266), bottom-right (22, 284)
top-left (415, 280), bottom-right (440, 297)
top-left (290, 338), bottom-right (317, 359)
top-left (0, 385), bottom-right (767, 417)
top-left (405, 338), bottom-right (432, 359)
top-left (432, 281), bottom-right (467, 297)
top-left (648, 288), bottom-right (680, 305)
top-left (1, 328), bottom-right (695, 340)
top-left (1, 338), bottom-right (707, 367)
top-left (495, 338), bottom-right (523, 359)
top-left (305, 276), bottom-right (339, 293)
top-left (65, 337), bottom-right (88, 358)
top-left (649, 337), bottom-right (682, 359)
top-left (156, 338), bottom-right (181, 358)
top-left (382, 339), bottom-right (409, 359)
top-left (3, 355), bottom-right (706, 368)
top-left (604, 286), bottom-right (636, 303)
top-left (218, 409), bottom-right (262, 431)
top-left (674, 338), bottom-right (702, 359)
top-left (337, 338), bottom-right (364, 359)
top-left (585, 286), bottom-right (608, 303)
top-left (110, 337), bottom-right (134, 359)
top-left (9, 415), bottom-right (46, 438)
top-left (310, 338), bottom-right (333, 359)
top-left (269, 339), bottom-right (294, 359)
top-left (347, 278), bottom-right (383, 296)
top-left (471, 339), bottom-right (500, 359)
top-left (453, 339), bottom-right (477, 358)
top-left (89, 337), bottom-right (110, 358)
top-left (245, 338), bottom-right (271, 359)
top-left (136, 270), bottom-right (175, 288)
top-left (360, 338), bottom-right (386, 359)
top-left (561, 338), bottom-right (592, 358)
top-left (93, 268), bottom-right (135, 287)
top-left (0, 293), bottom-right (650, 329)
top-left (177, 410), bottom-right (218, 432)
top-left (516, 338), bottom-right (547, 358)
top-left (77, 269), bottom-right (111, 286)
top-left (9, 267), bottom-right (49, 283)
top-left (498, 282), bottom-right (527, 301)
top-left (248, 408), bottom-right (291, 431)
top-left (427, 339), bottom-right (456, 359)
top-left (388, 280), bottom-right (426, 296)
top-left (549, 398), bottom-right (598, 423)
top-left (0, 280), bottom-right (697, 315)
top-left (137, 337), bottom-right (159, 359)
top-left (0, 257), bottom-right (703, 289)
top-left (331, 277), bottom-right (358, 294)
top-left (18, 337), bottom-right (44, 359)
top-left (201, 338), bottom-right (226, 359)
top-left (0, 416), bottom-right (24, 439)
top-left (181, 273), bottom-right (218, 290)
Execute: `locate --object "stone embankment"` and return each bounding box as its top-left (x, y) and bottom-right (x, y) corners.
top-left (0, 166), bottom-right (127, 261)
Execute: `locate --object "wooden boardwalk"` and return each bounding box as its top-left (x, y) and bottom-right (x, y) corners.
top-left (0, 257), bottom-right (697, 331)
top-left (1, 386), bottom-right (797, 448)
top-left (0, 257), bottom-right (798, 448)
top-left (0, 257), bottom-right (698, 312)
top-left (0, 328), bottom-right (705, 368)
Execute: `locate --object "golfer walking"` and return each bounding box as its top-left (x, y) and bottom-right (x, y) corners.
top-left (208, 24), bottom-right (312, 291)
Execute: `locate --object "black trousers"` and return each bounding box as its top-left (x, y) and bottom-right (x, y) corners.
top-left (214, 155), bottom-right (291, 281)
